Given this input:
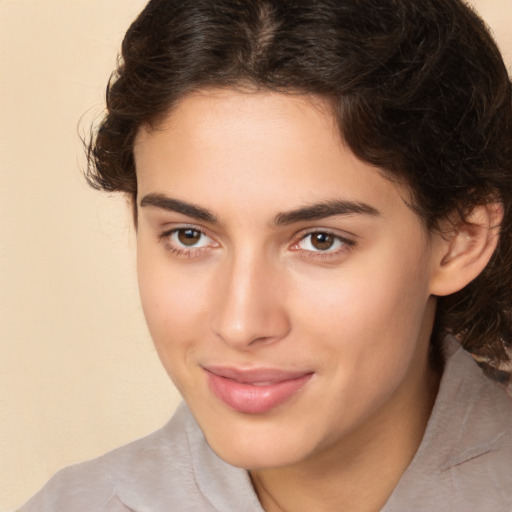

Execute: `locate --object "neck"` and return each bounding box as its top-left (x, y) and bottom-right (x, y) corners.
top-left (250, 353), bottom-right (441, 512)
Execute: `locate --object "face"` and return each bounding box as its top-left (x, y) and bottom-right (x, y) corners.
top-left (135, 89), bottom-right (440, 470)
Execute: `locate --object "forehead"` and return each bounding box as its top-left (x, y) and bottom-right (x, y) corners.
top-left (136, 88), bottom-right (339, 161)
top-left (134, 88), bottom-right (414, 222)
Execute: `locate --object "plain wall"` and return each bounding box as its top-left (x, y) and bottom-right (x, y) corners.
top-left (0, 2), bottom-right (180, 510)
top-left (1, 1), bottom-right (511, 510)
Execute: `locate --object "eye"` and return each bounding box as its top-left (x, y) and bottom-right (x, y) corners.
top-left (157, 227), bottom-right (218, 258)
top-left (297, 232), bottom-right (346, 252)
top-left (170, 228), bottom-right (212, 248)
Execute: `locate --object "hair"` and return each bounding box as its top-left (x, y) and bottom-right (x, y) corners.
top-left (87, 0), bottom-right (512, 371)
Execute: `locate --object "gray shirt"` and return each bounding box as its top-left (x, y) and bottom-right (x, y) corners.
top-left (21, 341), bottom-right (512, 512)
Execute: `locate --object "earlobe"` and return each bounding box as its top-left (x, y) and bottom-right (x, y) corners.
top-left (429, 202), bottom-right (503, 297)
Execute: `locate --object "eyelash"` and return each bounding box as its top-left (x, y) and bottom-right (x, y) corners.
top-left (291, 230), bottom-right (355, 260)
top-left (157, 227), bottom-right (355, 260)
top-left (158, 227), bottom-right (216, 258)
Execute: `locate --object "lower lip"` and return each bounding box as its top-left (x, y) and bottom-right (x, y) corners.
top-left (205, 371), bottom-right (313, 414)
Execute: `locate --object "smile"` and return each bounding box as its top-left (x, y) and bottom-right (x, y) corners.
top-left (204, 366), bottom-right (314, 414)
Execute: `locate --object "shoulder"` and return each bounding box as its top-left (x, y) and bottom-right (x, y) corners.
top-left (20, 403), bottom-right (214, 512)
top-left (384, 341), bottom-right (512, 512)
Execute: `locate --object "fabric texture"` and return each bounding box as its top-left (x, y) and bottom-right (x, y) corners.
top-left (21, 340), bottom-right (512, 512)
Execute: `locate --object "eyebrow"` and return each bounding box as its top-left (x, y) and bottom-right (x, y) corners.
top-left (140, 193), bottom-right (218, 223)
top-left (273, 200), bottom-right (380, 225)
top-left (140, 193), bottom-right (380, 225)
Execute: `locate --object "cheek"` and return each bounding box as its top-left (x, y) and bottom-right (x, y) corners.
top-left (138, 267), bottom-right (213, 399)
top-left (289, 241), bottom-right (432, 366)
top-left (288, 252), bottom-right (433, 428)
top-left (137, 248), bottom-right (211, 366)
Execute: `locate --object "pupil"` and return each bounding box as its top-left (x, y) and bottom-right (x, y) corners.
top-left (312, 233), bottom-right (334, 251)
top-left (178, 229), bottom-right (201, 246)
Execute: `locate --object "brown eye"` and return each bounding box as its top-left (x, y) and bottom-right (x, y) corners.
top-left (177, 228), bottom-right (202, 246)
top-left (310, 232), bottom-right (335, 251)
top-left (295, 231), bottom-right (349, 254)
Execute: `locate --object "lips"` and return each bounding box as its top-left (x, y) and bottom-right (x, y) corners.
top-left (204, 366), bottom-right (313, 414)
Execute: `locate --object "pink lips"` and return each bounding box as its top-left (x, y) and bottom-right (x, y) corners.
top-left (204, 366), bottom-right (313, 414)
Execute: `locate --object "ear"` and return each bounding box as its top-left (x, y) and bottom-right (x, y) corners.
top-left (429, 202), bottom-right (503, 297)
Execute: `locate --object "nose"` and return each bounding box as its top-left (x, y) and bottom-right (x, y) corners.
top-left (210, 250), bottom-right (290, 350)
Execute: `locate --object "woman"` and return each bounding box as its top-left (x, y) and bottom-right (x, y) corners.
top-left (22, 0), bottom-right (511, 510)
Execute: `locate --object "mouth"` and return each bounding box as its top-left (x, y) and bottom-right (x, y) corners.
top-left (203, 366), bottom-right (314, 414)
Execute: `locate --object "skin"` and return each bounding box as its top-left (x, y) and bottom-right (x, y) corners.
top-left (134, 89), bottom-right (470, 511)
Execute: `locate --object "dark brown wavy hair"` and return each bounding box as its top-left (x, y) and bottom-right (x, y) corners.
top-left (87, 0), bottom-right (512, 371)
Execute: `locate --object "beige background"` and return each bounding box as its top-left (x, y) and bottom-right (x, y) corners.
top-left (1, 1), bottom-right (511, 510)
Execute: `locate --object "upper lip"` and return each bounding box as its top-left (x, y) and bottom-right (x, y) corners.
top-left (203, 365), bottom-right (313, 384)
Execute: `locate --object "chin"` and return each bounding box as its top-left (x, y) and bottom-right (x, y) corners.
top-left (208, 434), bottom-right (304, 470)
top-left (197, 409), bottom-right (314, 470)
